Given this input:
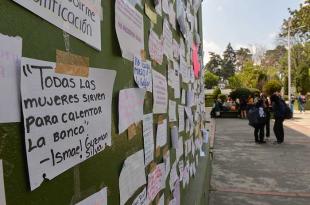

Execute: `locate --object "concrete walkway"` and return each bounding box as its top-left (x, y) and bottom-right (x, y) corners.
top-left (209, 114), bottom-right (310, 205)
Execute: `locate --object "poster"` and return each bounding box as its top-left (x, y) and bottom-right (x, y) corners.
top-left (168, 100), bottom-right (177, 122)
top-left (75, 187), bottom-right (107, 205)
top-left (116, 0), bottom-right (144, 61)
top-left (0, 34), bottom-right (22, 123)
top-left (13, 0), bottom-right (101, 50)
top-left (152, 70), bottom-right (168, 114)
top-left (0, 160), bottom-right (6, 205)
top-left (134, 56), bottom-right (152, 92)
top-left (119, 150), bottom-right (146, 205)
top-left (143, 113), bottom-right (154, 166)
top-left (163, 18), bottom-right (173, 59)
top-left (156, 119), bottom-right (167, 147)
top-left (119, 88), bottom-right (146, 134)
top-left (21, 57), bottom-right (116, 190)
top-left (148, 30), bottom-right (163, 65)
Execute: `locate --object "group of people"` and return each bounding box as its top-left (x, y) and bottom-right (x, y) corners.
top-left (249, 92), bottom-right (293, 145)
top-left (291, 93), bottom-right (307, 114)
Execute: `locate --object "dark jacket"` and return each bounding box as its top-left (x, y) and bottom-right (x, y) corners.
top-left (271, 94), bottom-right (284, 119)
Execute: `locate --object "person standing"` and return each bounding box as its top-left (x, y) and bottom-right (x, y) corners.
top-left (271, 92), bottom-right (285, 144)
top-left (290, 94), bottom-right (295, 114)
top-left (254, 99), bottom-right (266, 144)
top-left (298, 93), bottom-right (306, 113)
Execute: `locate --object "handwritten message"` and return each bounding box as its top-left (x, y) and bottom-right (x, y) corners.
top-left (178, 105), bottom-right (185, 132)
top-left (147, 163), bottom-right (165, 203)
top-left (156, 119), bottom-right (167, 147)
top-left (169, 100), bottom-right (177, 122)
top-left (148, 30), bottom-right (163, 65)
top-left (132, 187), bottom-right (147, 205)
top-left (21, 57), bottom-right (116, 190)
top-left (134, 56), bottom-right (152, 92)
top-left (152, 70), bottom-right (168, 114)
top-left (163, 18), bottom-right (173, 59)
top-left (115, 0), bottom-right (144, 60)
top-left (119, 88), bottom-right (146, 134)
top-left (13, 0), bottom-right (101, 50)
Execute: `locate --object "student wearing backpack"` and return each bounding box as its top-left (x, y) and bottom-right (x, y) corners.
top-left (271, 93), bottom-right (285, 144)
top-left (253, 99), bottom-right (267, 144)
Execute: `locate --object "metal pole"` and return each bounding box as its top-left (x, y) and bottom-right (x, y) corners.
top-left (288, 19), bottom-right (292, 110)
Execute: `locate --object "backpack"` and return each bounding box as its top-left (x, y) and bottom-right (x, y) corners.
top-left (247, 107), bottom-right (266, 127)
top-left (280, 100), bottom-right (292, 119)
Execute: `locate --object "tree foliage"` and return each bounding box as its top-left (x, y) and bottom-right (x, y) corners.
top-left (235, 47), bottom-right (252, 71)
top-left (205, 52), bottom-right (222, 75)
top-left (263, 80), bottom-right (283, 96)
top-left (295, 62), bottom-right (310, 94)
top-left (222, 43), bottom-right (236, 79)
top-left (204, 71), bottom-right (220, 89)
top-left (228, 75), bottom-right (242, 89)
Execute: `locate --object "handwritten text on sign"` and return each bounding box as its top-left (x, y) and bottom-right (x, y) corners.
top-left (13, 0), bottom-right (102, 50)
top-left (21, 57), bottom-right (116, 190)
top-left (134, 56), bottom-right (152, 92)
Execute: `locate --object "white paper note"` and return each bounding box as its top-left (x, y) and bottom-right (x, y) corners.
top-left (147, 163), bottom-right (165, 202)
top-left (115, 0), bottom-right (144, 60)
top-left (156, 119), bottom-right (167, 147)
top-left (148, 30), bottom-right (163, 65)
top-left (171, 126), bottom-right (179, 149)
top-left (168, 100), bottom-right (177, 122)
top-left (0, 34), bottom-right (22, 123)
top-left (178, 105), bottom-right (185, 132)
top-left (132, 187), bottom-right (147, 205)
top-left (21, 57), bottom-right (116, 190)
top-left (134, 56), bottom-right (152, 92)
top-left (181, 89), bottom-right (186, 105)
top-left (152, 70), bottom-right (168, 114)
top-left (143, 113), bottom-right (154, 166)
top-left (13, 0), bottom-right (101, 50)
top-left (119, 88), bottom-right (146, 134)
top-left (164, 150), bottom-right (170, 180)
top-left (158, 194), bottom-right (164, 205)
top-left (0, 160), bottom-right (6, 205)
top-left (75, 187), bottom-right (107, 205)
top-left (163, 18), bottom-right (173, 59)
top-left (119, 150), bottom-right (146, 205)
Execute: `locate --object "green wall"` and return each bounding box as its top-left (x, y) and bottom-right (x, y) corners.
top-left (0, 0), bottom-right (209, 204)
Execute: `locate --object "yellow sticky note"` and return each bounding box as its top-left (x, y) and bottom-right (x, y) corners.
top-left (145, 3), bottom-right (157, 24)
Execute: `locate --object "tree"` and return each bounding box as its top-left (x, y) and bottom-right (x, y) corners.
top-left (262, 45), bottom-right (287, 68)
top-left (204, 71), bottom-right (220, 89)
top-left (263, 80), bottom-right (283, 96)
top-left (280, 0), bottom-right (310, 42)
top-left (235, 47), bottom-right (252, 71)
top-left (295, 62), bottom-right (310, 94)
top-left (228, 75), bottom-right (242, 89)
top-left (257, 73), bottom-right (268, 91)
top-left (205, 52), bottom-right (222, 75)
top-left (222, 43), bottom-right (236, 79)
top-left (212, 87), bottom-right (221, 99)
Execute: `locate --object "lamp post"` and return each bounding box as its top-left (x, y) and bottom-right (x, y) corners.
top-left (288, 18), bottom-right (292, 110)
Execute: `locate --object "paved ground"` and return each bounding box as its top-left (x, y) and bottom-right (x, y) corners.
top-left (209, 112), bottom-right (310, 205)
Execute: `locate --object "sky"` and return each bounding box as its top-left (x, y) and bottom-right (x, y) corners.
top-left (201, 0), bottom-right (303, 63)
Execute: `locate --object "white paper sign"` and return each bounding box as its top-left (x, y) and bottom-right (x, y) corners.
top-left (168, 100), bottom-right (177, 122)
top-left (148, 30), bottom-right (163, 65)
top-left (132, 187), bottom-right (147, 205)
top-left (119, 150), bottom-right (146, 205)
top-left (152, 70), bottom-right (168, 114)
top-left (76, 187), bottom-right (107, 205)
top-left (0, 34), bottom-right (22, 123)
top-left (134, 56), bottom-right (152, 92)
top-left (155, 0), bottom-right (162, 16)
top-left (156, 119), bottom-right (167, 147)
top-left (181, 89), bottom-right (186, 105)
top-left (21, 57), bottom-right (116, 190)
top-left (0, 160), bottom-right (6, 205)
top-left (143, 113), bottom-right (154, 166)
top-left (173, 39), bottom-right (179, 60)
top-left (116, 0), bottom-right (144, 60)
top-left (119, 88), bottom-right (146, 134)
top-left (171, 126), bottom-right (179, 149)
top-left (178, 105), bottom-right (185, 132)
top-left (147, 163), bottom-right (165, 202)
top-left (13, 0), bottom-right (101, 50)
top-left (163, 18), bottom-right (173, 59)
